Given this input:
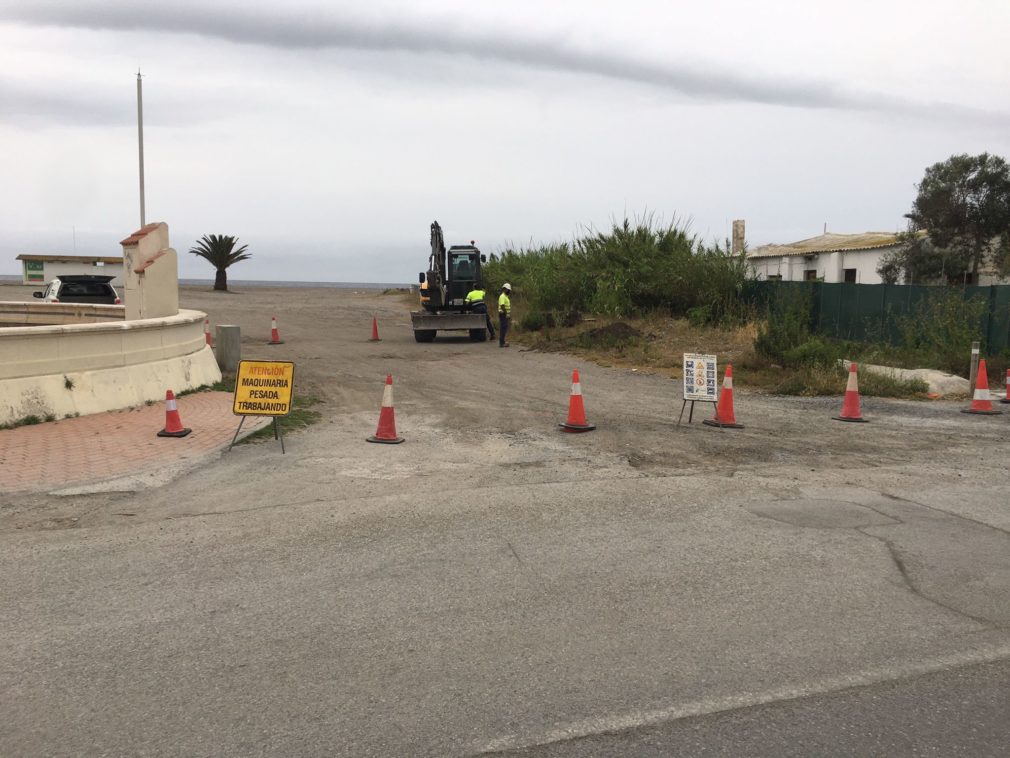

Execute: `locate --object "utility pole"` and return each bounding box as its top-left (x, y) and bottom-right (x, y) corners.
top-left (137, 70), bottom-right (146, 228)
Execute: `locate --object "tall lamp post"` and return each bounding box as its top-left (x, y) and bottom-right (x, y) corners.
top-left (137, 70), bottom-right (146, 228)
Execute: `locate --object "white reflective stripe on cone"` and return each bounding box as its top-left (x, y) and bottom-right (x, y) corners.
top-left (846, 371), bottom-right (858, 392)
top-left (166, 399), bottom-right (178, 411)
top-left (381, 383), bottom-right (394, 407)
top-left (723, 376), bottom-right (733, 389)
top-left (571, 383), bottom-right (582, 395)
top-left (974, 388), bottom-right (990, 400)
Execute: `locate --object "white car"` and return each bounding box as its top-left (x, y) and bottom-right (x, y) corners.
top-left (33, 275), bottom-right (122, 305)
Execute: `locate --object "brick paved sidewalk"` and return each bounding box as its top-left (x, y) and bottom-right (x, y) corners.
top-left (0, 392), bottom-right (271, 494)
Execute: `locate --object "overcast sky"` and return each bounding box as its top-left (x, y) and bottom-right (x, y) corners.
top-left (2, 0), bottom-right (1008, 282)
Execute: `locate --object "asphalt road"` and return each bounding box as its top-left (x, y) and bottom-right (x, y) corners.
top-left (501, 659), bottom-right (1010, 757)
top-left (2, 285), bottom-right (1010, 756)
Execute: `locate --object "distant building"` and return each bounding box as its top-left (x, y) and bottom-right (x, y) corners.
top-left (15, 254), bottom-right (124, 286)
top-left (747, 233), bottom-right (905, 284)
top-left (747, 232), bottom-right (1007, 285)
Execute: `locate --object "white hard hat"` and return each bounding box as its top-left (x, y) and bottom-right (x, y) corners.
top-left (503, 282), bottom-right (512, 291)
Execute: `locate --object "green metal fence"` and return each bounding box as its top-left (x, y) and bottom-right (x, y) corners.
top-left (744, 281), bottom-right (1010, 352)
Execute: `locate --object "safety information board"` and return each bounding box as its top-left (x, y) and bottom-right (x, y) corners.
top-left (682, 354), bottom-right (718, 401)
top-left (233, 360), bottom-right (295, 416)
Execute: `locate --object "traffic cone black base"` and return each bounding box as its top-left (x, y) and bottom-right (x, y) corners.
top-left (366, 435), bottom-right (404, 444)
top-left (158, 427), bottom-right (192, 438)
top-left (960, 408), bottom-right (1002, 415)
top-left (702, 419), bottom-right (744, 429)
top-left (832, 416), bottom-right (869, 423)
top-left (559, 422), bottom-right (596, 433)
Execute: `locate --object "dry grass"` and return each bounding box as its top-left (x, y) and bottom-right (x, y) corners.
top-left (514, 310), bottom-right (929, 398)
top-left (517, 311), bottom-right (757, 382)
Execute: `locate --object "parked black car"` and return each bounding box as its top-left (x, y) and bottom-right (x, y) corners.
top-left (33, 275), bottom-right (122, 305)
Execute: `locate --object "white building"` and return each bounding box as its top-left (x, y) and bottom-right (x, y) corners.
top-left (747, 232), bottom-right (903, 284)
top-left (747, 231), bottom-right (1009, 286)
top-left (16, 254), bottom-right (125, 286)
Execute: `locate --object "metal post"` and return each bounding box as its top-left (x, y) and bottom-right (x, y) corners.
top-left (969, 341), bottom-right (980, 390)
top-left (137, 70), bottom-right (146, 228)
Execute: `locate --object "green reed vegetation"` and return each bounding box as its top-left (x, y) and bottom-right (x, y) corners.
top-left (482, 216), bottom-right (750, 326)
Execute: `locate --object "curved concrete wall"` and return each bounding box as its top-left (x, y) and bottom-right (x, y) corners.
top-left (0, 302), bottom-right (126, 327)
top-left (0, 308), bottom-right (221, 425)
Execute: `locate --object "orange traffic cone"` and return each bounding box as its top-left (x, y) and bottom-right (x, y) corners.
top-left (157, 390), bottom-right (192, 438)
top-left (268, 315), bottom-right (284, 345)
top-left (962, 358), bottom-right (1002, 415)
top-left (204, 318), bottom-right (213, 347)
top-left (560, 369), bottom-right (596, 432)
top-left (1001, 369), bottom-right (1010, 405)
top-left (703, 364), bottom-right (744, 429)
top-left (369, 317), bottom-right (381, 342)
top-left (833, 363), bottom-right (868, 422)
top-left (367, 374), bottom-right (405, 444)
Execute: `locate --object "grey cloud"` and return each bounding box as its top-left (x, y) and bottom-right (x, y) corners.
top-left (2, 1), bottom-right (1007, 128)
top-left (0, 74), bottom-right (253, 129)
top-left (0, 79), bottom-right (131, 126)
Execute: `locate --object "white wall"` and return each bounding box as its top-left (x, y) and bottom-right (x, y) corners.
top-left (0, 308), bottom-right (220, 424)
top-left (749, 248), bottom-right (893, 284)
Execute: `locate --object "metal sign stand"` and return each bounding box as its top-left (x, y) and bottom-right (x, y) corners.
top-left (227, 416), bottom-right (285, 454)
top-left (677, 399), bottom-right (719, 427)
top-left (272, 417), bottom-right (285, 454)
top-left (228, 417), bottom-right (246, 451)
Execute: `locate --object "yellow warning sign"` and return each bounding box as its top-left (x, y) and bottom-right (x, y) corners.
top-left (233, 360), bottom-right (295, 416)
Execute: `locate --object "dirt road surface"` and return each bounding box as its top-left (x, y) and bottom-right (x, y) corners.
top-left (3, 285), bottom-right (1010, 756)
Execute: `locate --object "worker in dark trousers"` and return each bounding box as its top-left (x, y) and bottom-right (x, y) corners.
top-left (498, 282), bottom-right (512, 348)
top-left (464, 286), bottom-right (495, 340)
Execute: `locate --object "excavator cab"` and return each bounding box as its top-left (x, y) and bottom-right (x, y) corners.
top-left (447, 247), bottom-right (482, 304)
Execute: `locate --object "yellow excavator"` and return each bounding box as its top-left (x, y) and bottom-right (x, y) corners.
top-left (412, 221), bottom-right (490, 342)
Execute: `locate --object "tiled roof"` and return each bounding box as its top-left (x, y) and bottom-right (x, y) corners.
top-left (119, 223), bottom-right (162, 246)
top-left (749, 232), bottom-right (908, 259)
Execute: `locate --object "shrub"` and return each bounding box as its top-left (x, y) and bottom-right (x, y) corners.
top-left (687, 304), bottom-right (713, 327)
top-left (753, 290), bottom-right (813, 363)
top-left (782, 337), bottom-right (843, 368)
top-left (521, 312), bottom-right (547, 332)
top-left (896, 289), bottom-right (988, 375)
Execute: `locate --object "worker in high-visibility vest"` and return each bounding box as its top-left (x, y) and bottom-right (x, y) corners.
top-left (464, 286), bottom-right (495, 340)
top-left (497, 283), bottom-right (512, 348)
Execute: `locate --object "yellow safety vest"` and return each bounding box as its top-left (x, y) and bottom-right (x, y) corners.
top-left (498, 292), bottom-right (511, 316)
top-left (465, 289), bottom-right (486, 305)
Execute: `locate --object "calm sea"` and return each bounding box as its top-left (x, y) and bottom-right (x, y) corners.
top-left (0, 274), bottom-right (410, 288)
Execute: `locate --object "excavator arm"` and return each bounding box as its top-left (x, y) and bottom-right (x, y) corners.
top-left (422, 221), bottom-right (447, 310)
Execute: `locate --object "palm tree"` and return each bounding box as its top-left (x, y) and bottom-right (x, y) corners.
top-left (188, 234), bottom-right (251, 291)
